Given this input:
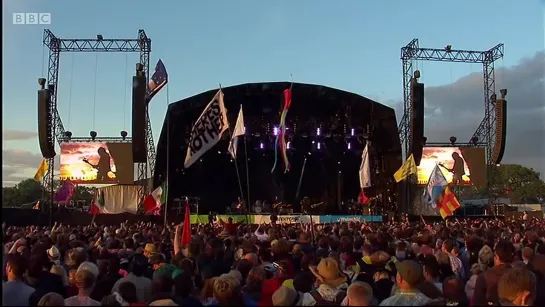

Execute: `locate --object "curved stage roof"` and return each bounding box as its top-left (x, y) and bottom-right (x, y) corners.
top-left (154, 82), bottom-right (402, 212)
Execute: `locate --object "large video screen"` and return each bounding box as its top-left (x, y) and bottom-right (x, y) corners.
top-left (417, 147), bottom-right (487, 187)
top-left (60, 142), bottom-right (134, 184)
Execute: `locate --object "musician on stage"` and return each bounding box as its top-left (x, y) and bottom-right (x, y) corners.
top-left (83, 147), bottom-right (113, 181)
top-left (440, 152), bottom-right (466, 185)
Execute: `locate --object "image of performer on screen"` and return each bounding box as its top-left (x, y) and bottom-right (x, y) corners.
top-left (440, 152), bottom-right (466, 185)
top-left (83, 147), bottom-right (115, 181)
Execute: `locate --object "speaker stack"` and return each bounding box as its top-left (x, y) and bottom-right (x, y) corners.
top-left (132, 64), bottom-right (147, 163)
top-left (491, 90), bottom-right (507, 165)
top-left (38, 79), bottom-right (56, 159)
top-left (410, 78), bottom-right (425, 166)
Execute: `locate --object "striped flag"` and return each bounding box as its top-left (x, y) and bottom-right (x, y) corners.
top-left (90, 191), bottom-right (106, 215)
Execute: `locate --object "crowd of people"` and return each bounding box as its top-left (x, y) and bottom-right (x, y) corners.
top-left (3, 215), bottom-right (545, 306)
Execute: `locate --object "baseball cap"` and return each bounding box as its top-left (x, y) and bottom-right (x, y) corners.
top-left (395, 260), bottom-right (423, 286)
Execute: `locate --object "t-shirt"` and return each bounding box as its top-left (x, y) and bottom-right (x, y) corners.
top-left (3, 280), bottom-right (35, 306)
top-left (64, 295), bottom-right (101, 306)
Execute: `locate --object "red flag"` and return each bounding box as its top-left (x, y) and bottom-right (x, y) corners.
top-left (283, 89), bottom-right (292, 109)
top-left (180, 202), bottom-right (191, 246)
top-left (358, 190), bottom-right (369, 205)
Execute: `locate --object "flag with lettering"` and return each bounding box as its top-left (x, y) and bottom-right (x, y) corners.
top-left (228, 105), bottom-right (245, 159)
top-left (147, 59), bottom-right (168, 101)
top-left (184, 90), bottom-right (229, 168)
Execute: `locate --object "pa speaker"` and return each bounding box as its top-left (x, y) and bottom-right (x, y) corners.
top-left (410, 80), bottom-right (424, 166)
top-left (491, 99), bottom-right (507, 164)
top-left (132, 75), bottom-right (147, 163)
top-left (38, 89), bottom-right (56, 159)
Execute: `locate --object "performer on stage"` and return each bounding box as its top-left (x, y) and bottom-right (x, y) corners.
top-left (440, 152), bottom-right (466, 185)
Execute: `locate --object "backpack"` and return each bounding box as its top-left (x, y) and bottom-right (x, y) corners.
top-left (309, 290), bottom-right (346, 306)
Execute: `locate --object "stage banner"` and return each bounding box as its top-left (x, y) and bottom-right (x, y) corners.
top-left (188, 215), bottom-right (249, 224)
top-left (252, 215), bottom-right (319, 224)
top-left (319, 215), bottom-right (383, 223)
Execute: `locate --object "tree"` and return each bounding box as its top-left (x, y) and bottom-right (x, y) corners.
top-left (482, 164), bottom-right (545, 203)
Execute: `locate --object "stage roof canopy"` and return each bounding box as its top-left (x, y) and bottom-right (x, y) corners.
top-left (153, 82), bottom-right (402, 211)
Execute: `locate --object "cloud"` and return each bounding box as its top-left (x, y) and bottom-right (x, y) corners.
top-left (394, 51), bottom-right (545, 176)
top-left (3, 130), bottom-right (38, 141)
top-left (2, 149), bottom-right (60, 186)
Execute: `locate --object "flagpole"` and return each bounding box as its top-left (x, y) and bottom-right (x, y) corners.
top-left (221, 85), bottom-right (245, 215)
top-left (164, 84), bottom-right (170, 226)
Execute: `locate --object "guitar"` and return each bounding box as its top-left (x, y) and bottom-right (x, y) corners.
top-left (438, 163), bottom-right (451, 173)
top-left (311, 202), bottom-right (324, 209)
top-left (273, 202), bottom-right (290, 209)
top-left (82, 158), bottom-right (96, 169)
top-left (236, 200), bottom-right (244, 209)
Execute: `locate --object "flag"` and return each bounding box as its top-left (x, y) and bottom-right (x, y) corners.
top-left (423, 164), bottom-right (461, 219)
top-left (180, 201), bottom-right (191, 246)
top-left (33, 159), bottom-right (49, 182)
top-left (184, 90), bottom-right (229, 168)
top-left (33, 201), bottom-right (40, 210)
top-left (359, 144), bottom-right (371, 188)
top-left (358, 190), bottom-right (369, 205)
top-left (143, 182), bottom-right (167, 213)
top-left (55, 181), bottom-right (76, 204)
top-left (147, 59), bottom-right (168, 101)
top-left (90, 191), bottom-right (106, 215)
top-left (393, 154), bottom-right (418, 182)
top-left (228, 105), bottom-right (245, 159)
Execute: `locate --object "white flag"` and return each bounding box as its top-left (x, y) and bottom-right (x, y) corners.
top-left (228, 105), bottom-right (245, 158)
top-left (184, 90), bottom-right (229, 168)
top-left (359, 144), bottom-right (372, 188)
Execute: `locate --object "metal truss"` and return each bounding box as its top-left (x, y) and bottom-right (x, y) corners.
top-left (66, 137), bottom-right (132, 143)
top-left (42, 29), bottom-right (154, 204)
top-left (399, 39), bottom-right (504, 210)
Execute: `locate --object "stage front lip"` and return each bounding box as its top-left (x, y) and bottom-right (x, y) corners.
top-left (190, 214), bottom-right (383, 224)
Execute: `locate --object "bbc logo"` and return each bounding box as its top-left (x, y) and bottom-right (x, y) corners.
top-left (13, 13), bottom-right (51, 25)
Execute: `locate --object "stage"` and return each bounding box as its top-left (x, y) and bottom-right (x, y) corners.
top-left (1, 208), bottom-right (383, 226)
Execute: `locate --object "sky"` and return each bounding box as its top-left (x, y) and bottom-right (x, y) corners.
top-left (2, 0), bottom-right (545, 187)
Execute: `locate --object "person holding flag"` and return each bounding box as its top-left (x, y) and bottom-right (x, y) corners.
top-left (423, 164), bottom-right (461, 219)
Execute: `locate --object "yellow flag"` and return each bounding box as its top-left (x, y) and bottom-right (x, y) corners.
top-left (393, 154), bottom-right (418, 182)
top-left (33, 159), bottom-right (49, 182)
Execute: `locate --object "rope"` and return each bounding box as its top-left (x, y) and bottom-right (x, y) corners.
top-left (92, 54), bottom-right (98, 130)
top-left (123, 54), bottom-right (128, 130)
top-left (67, 54), bottom-right (75, 129)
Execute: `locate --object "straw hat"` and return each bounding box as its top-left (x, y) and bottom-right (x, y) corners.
top-left (309, 257), bottom-right (347, 287)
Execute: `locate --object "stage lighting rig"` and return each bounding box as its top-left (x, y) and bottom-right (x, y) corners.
top-left (449, 136), bottom-right (457, 145)
top-left (90, 130), bottom-right (97, 141)
top-left (64, 131), bottom-right (72, 140)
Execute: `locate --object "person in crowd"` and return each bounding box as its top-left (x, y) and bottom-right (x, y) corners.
top-left (301, 257), bottom-right (348, 305)
top-left (64, 269), bottom-right (101, 306)
top-left (344, 281), bottom-right (374, 306)
top-left (472, 240), bottom-right (514, 305)
top-left (38, 292), bottom-right (66, 306)
top-left (3, 253), bottom-right (35, 306)
top-left (497, 268), bottom-right (537, 306)
top-left (111, 254), bottom-right (153, 303)
top-left (379, 260), bottom-right (431, 306)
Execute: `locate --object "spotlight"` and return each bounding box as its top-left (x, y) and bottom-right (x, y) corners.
top-left (317, 142), bottom-right (321, 150)
top-left (120, 130), bottom-right (128, 140)
top-left (445, 45), bottom-right (452, 52)
top-left (347, 142), bottom-right (351, 150)
top-left (449, 136), bottom-right (457, 145)
top-left (413, 70), bottom-right (421, 79)
top-left (273, 127), bottom-right (279, 136)
top-left (471, 136), bottom-right (479, 145)
top-left (500, 89), bottom-right (507, 99)
top-left (351, 128), bottom-right (355, 136)
top-left (90, 131), bottom-right (97, 141)
top-left (260, 143), bottom-right (264, 149)
top-left (97, 34), bottom-right (104, 41)
top-left (421, 137), bottom-right (427, 146)
top-left (38, 78), bottom-right (46, 89)
top-left (65, 131), bottom-right (72, 140)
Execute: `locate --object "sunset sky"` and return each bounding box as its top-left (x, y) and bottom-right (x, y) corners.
top-left (417, 147), bottom-right (471, 185)
top-left (60, 142), bottom-right (117, 183)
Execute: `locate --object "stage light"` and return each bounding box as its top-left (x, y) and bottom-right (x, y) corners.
top-left (243, 126), bottom-right (246, 133)
top-left (312, 140), bottom-right (315, 144)
top-left (317, 128), bottom-right (321, 136)
top-left (120, 130), bottom-right (128, 140)
top-left (347, 142), bottom-right (351, 150)
top-left (38, 78), bottom-right (46, 88)
top-left (500, 88), bottom-right (507, 99)
top-left (471, 136), bottom-right (479, 145)
top-left (445, 45), bottom-right (452, 52)
top-left (449, 136), bottom-right (457, 145)
top-left (260, 143), bottom-right (264, 149)
top-left (217, 151), bottom-right (221, 154)
top-left (273, 127), bottom-right (279, 136)
top-left (65, 131), bottom-right (72, 140)
top-left (317, 142), bottom-right (321, 150)
top-left (97, 34), bottom-right (104, 41)
top-left (287, 142), bottom-right (291, 149)
top-left (351, 128), bottom-right (355, 136)
top-left (90, 130), bottom-right (97, 141)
